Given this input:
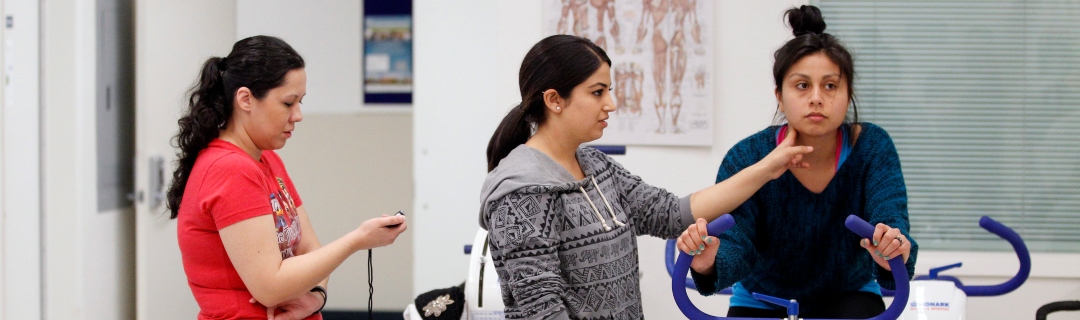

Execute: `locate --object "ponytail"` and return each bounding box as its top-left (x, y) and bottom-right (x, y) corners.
top-left (486, 102), bottom-right (535, 172)
top-left (167, 57), bottom-right (231, 218)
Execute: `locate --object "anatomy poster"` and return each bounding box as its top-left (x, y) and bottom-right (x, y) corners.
top-left (544, 0), bottom-right (714, 146)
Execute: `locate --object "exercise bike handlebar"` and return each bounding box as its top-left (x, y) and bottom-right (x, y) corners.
top-left (671, 214), bottom-right (910, 320)
top-left (706, 214), bottom-right (737, 237)
top-left (665, 216), bottom-right (737, 293)
top-left (955, 216), bottom-right (1030, 297)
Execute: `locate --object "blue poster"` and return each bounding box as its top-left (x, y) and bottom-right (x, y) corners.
top-left (363, 1), bottom-right (412, 104)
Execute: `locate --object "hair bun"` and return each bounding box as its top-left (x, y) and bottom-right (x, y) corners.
top-left (787, 5), bottom-right (826, 37)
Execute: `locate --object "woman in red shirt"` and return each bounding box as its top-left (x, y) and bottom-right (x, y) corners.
top-left (166, 35), bottom-right (407, 320)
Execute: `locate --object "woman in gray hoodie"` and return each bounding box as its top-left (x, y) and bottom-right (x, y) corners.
top-left (480, 34), bottom-right (813, 320)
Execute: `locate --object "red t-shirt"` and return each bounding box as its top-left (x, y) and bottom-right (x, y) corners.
top-left (177, 139), bottom-right (321, 320)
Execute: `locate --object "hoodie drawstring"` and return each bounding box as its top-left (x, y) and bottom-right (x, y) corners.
top-left (579, 176), bottom-right (626, 231)
top-left (591, 177), bottom-right (626, 228)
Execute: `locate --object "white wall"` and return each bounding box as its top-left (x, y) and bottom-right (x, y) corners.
top-left (41, 0), bottom-right (135, 319)
top-left (237, 0), bottom-right (414, 311)
top-left (237, 0), bottom-right (410, 114)
top-left (0, 0), bottom-right (42, 318)
top-left (413, 1), bottom-right (1080, 319)
top-left (412, 0), bottom-right (512, 294)
top-left (133, 2), bottom-right (235, 319)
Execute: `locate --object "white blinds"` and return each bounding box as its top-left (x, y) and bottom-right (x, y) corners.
top-left (816, 1), bottom-right (1080, 252)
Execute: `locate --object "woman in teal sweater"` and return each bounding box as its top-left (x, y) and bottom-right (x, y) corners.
top-left (675, 5), bottom-right (917, 318)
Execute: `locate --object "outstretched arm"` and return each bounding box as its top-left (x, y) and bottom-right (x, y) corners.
top-left (678, 150), bottom-right (763, 295)
top-left (690, 126), bottom-right (812, 221)
top-left (222, 212), bottom-right (406, 307)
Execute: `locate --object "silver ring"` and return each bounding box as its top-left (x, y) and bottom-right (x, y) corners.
top-left (896, 237), bottom-right (904, 244)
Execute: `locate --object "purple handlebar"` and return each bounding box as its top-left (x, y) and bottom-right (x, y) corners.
top-left (664, 215), bottom-right (736, 292)
top-left (873, 216), bottom-right (1029, 298)
top-left (955, 216), bottom-right (1030, 296)
top-left (843, 215), bottom-right (877, 239)
top-left (708, 214), bottom-right (736, 237)
top-left (671, 214), bottom-right (910, 320)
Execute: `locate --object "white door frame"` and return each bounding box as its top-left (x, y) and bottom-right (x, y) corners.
top-left (0, 0), bottom-right (42, 318)
top-left (134, 1), bottom-right (236, 319)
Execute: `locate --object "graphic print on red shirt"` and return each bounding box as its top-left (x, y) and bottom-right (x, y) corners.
top-left (273, 177), bottom-right (302, 259)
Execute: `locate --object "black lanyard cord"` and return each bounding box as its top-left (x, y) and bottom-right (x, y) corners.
top-left (367, 249), bottom-right (373, 320)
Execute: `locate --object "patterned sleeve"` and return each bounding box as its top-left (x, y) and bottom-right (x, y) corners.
top-left (863, 127), bottom-right (918, 290)
top-left (690, 145), bottom-right (761, 295)
top-left (600, 152), bottom-right (694, 239)
top-left (485, 191), bottom-right (571, 320)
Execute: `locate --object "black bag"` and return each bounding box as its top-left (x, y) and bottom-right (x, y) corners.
top-left (413, 282), bottom-right (466, 320)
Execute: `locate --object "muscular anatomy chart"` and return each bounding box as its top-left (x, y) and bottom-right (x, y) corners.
top-left (545, 0), bottom-right (714, 146)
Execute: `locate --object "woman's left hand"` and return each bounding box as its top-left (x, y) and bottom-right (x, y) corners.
top-left (250, 291), bottom-right (323, 320)
top-left (858, 223), bottom-right (911, 271)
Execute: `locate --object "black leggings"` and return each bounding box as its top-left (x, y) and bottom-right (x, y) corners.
top-left (727, 291), bottom-right (886, 319)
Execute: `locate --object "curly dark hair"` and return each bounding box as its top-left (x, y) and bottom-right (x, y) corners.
top-left (166, 35), bottom-right (305, 218)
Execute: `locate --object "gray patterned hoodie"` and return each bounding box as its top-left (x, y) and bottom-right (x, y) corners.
top-left (479, 145), bottom-right (694, 320)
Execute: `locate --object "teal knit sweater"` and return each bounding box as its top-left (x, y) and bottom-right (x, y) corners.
top-left (691, 122), bottom-right (918, 304)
